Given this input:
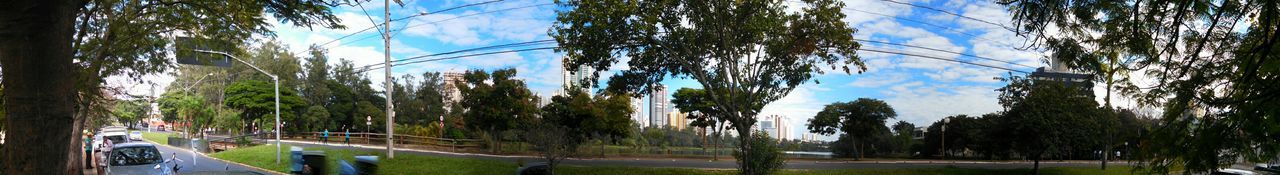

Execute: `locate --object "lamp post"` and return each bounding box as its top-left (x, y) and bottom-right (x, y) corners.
top-left (942, 118), bottom-right (949, 159)
top-left (190, 49), bottom-right (282, 164)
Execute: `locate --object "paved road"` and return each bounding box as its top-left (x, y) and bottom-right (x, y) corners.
top-left (278, 139), bottom-right (1115, 170)
top-left (146, 139), bottom-right (269, 174)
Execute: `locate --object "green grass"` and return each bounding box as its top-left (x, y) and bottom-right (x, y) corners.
top-left (141, 132), bottom-right (170, 145)
top-left (211, 144), bottom-right (518, 174)
top-left (209, 144), bottom-right (292, 173)
top-left (559, 166), bottom-right (1138, 175)
top-left (212, 144), bottom-right (1138, 175)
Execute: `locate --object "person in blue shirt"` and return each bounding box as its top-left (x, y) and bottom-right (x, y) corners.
top-left (344, 128), bottom-right (351, 146)
top-left (322, 129), bottom-right (329, 145)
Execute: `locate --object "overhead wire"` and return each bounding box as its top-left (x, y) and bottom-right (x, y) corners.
top-left (878, 0), bottom-right (1017, 33)
top-left (859, 47), bottom-right (1030, 73)
top-left (852, 38), bottom-right (1037, 69)
top-left (316, 0), bottom-right (512, 47)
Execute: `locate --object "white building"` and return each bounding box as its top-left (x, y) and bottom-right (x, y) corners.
top-left (442, 71), bottom-right (465, 111)
top-left (649, 85), bottom-right (668, 128)
top-left (562, 64), bottom-right (592, 93)
top-left (631, 97), bottom-right (646, 127)
top-left (755, 115), bottom-right (791, 141)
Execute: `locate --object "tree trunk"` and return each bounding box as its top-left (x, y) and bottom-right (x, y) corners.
top-left (735, 124), bottom-right (754, 175)
top-left (1032, 153), bottom-right (1042, 175)
top-left (1, 0), bottom-right (81, 174)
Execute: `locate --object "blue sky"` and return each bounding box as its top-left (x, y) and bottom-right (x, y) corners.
top-left (267, 0), bottom-right (1053, 141)
top-left (124, 0), bottom-right (1067, 141)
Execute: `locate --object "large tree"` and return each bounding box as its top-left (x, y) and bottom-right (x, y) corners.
top-left (111, 99), bottom-right (149, 128)
top-left (0, 0), bottom-right (341, 173)
top-left (671, 87), bottom-right (730, 160)
top-left (551, 0), bottom-right (863, 173)
top-left (996, 77), bottom-right (1106, 175)
top-left (529, 88), bottom-right (633, 173)
top-left (455, 68), bottom-right (538, 153)
top-left (998, 0), bottom-right (1280, 173)
top-left (806, 98), bottom-right (896, 160)
top-left (224, 79), bottom-right (306, 133)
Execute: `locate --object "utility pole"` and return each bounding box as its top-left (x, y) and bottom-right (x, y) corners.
top-left (383, 0), bottom-right (396, 159)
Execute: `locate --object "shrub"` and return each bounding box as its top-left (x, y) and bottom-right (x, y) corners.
top-left (734, 131), bottom-right (785, 175)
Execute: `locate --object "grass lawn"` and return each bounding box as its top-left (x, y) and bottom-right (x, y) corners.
top-left (213, 144), bottom-right (1137, 175)
top-left (141, 131), bottom-right (170, 145)
top-left (558, 166), bottom-right (1138, 175)
top-left (211, 144), bottom-right (518, 174)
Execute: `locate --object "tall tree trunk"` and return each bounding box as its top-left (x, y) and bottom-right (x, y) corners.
top-left (1032, 152), bottom-right (1042, 175)
top-left (0, 0), bottom-right (81, 174)
top-left (736, 124), bottom-right (754, 175)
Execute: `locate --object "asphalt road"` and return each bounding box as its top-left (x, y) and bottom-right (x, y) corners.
top-left (146, 139), bottom-right (268, 174)
top-left (279, 139), bottom-right (1113, 170)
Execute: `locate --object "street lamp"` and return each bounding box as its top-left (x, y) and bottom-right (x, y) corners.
top-left (942, 118), bottom-right (950, 159)
top-left (190, 49), bottom-right (282, 164)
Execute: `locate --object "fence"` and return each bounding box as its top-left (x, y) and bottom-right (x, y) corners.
top-left (287, 132), bottom-right (484, 152)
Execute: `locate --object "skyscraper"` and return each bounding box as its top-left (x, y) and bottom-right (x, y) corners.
top-left (562, 64), bottom-right (592, 93)
top-left (649, 85), bottom-right (668, 128)
top-left (630, 96), bottom-right (646, 127)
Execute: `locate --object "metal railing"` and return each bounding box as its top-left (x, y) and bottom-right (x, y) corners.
top-left (287, 132), bottom-right (484, 151)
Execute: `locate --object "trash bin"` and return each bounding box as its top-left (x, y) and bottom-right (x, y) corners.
top-left (290, 147), bottom-right (304, 174)
top-left (302, 151), bottom-right (327, 175)
top-left (354, 156), bottom-right (378, 175)
top-left (337, 160), bottom-right (357, 175)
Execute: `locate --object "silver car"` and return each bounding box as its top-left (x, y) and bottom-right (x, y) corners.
top-left (106, 142), bottom-right (175, 175)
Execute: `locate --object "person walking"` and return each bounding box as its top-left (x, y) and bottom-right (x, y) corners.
top-left (83, 130), bottom-right (93, 169)
top-left (322, 129), bottom-right (330, 145)
top-left (344, 128), bottom-right (351, 146)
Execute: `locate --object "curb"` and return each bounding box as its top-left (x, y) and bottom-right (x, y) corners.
top-left (142, 138), bottom-right (288, 175)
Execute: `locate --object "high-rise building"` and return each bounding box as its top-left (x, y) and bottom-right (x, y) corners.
top-left (442, 71), bottom-right (465, 111)
top-left (755, 115), bottom-right (790, 141)
top-left (562, 64), bottom-right (592, 93)
top-left (631, 97), bottom-right (646, 127)
top-left (667, 111), bottom-right (688, 130)
top-left (649, 85), bottom-right (668, 128)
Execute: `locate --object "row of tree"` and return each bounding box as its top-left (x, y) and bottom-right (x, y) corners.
top-left (803, 77), bottom-right (1155, 174)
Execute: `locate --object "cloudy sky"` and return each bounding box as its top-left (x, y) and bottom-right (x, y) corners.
top-left (122, 0), bottom-right (1150, 141)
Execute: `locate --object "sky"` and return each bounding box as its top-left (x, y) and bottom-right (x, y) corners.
top-left (113, 0), bottom-right (1154, 141)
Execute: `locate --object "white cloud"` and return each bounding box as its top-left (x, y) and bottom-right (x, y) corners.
top-left (847, 72), bottom-right (910, 88)
top-left (882, 83), bottom-right (1002, 126)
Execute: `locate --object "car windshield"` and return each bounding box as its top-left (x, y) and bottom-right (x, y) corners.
top-left (109, 146), bottom-right (162, 166)
top-left (105, 135), bottom-right (126, 144)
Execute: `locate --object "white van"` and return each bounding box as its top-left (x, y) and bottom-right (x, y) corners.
top-left (95, 127), bottom-right (129, 152)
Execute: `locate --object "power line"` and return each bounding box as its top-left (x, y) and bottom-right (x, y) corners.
top-left (358, 46), bottom-right (557, 73)
top-left (385, 3), bottom-right (555, 38)
top-left (356, 1), bottom-right (386, 35)
top-left (316, 0), bottom-right (511, 47)
top-left (839, 6), bottom-right (1032, 52)
top-left (878, 0), bottom-right (1017, 32)
top-left (853, 38), bottom-right (1037, 69)
top-left (361, 40), bottom-right (556, 70)
top-left (858, 47), bottom-right (1030, 73)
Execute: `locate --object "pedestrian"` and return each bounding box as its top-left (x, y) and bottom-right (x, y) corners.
top-left (344, 128), bottom-right (350, 146)
top-left (323, 129), bottom-right (329, 145)
top-left (83, 130), bottom-right (93, 168)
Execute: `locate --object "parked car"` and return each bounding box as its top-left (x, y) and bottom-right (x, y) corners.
top-left (96, 127), bottom-right (129, 152)
top-left (516, 162), bottom-right (550, 175)
top-left (106, 142), bottom-right (174, 175)
top-left (1213, 168), bottom-right (1258, 175)
top-left (1256, 164), bottom-right (1280, 174)
top-left (130, 131), bottom-right (143, 141)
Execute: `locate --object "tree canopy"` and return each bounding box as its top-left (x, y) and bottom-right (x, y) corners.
top-left (806, 98), bottom-right (896, 159)
top-left (998, 0), bottom-right (1280, 173)
top-left (223, 79), bottom-right (306, 133)
top-left (551, 0), bottom-right (864, 173)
